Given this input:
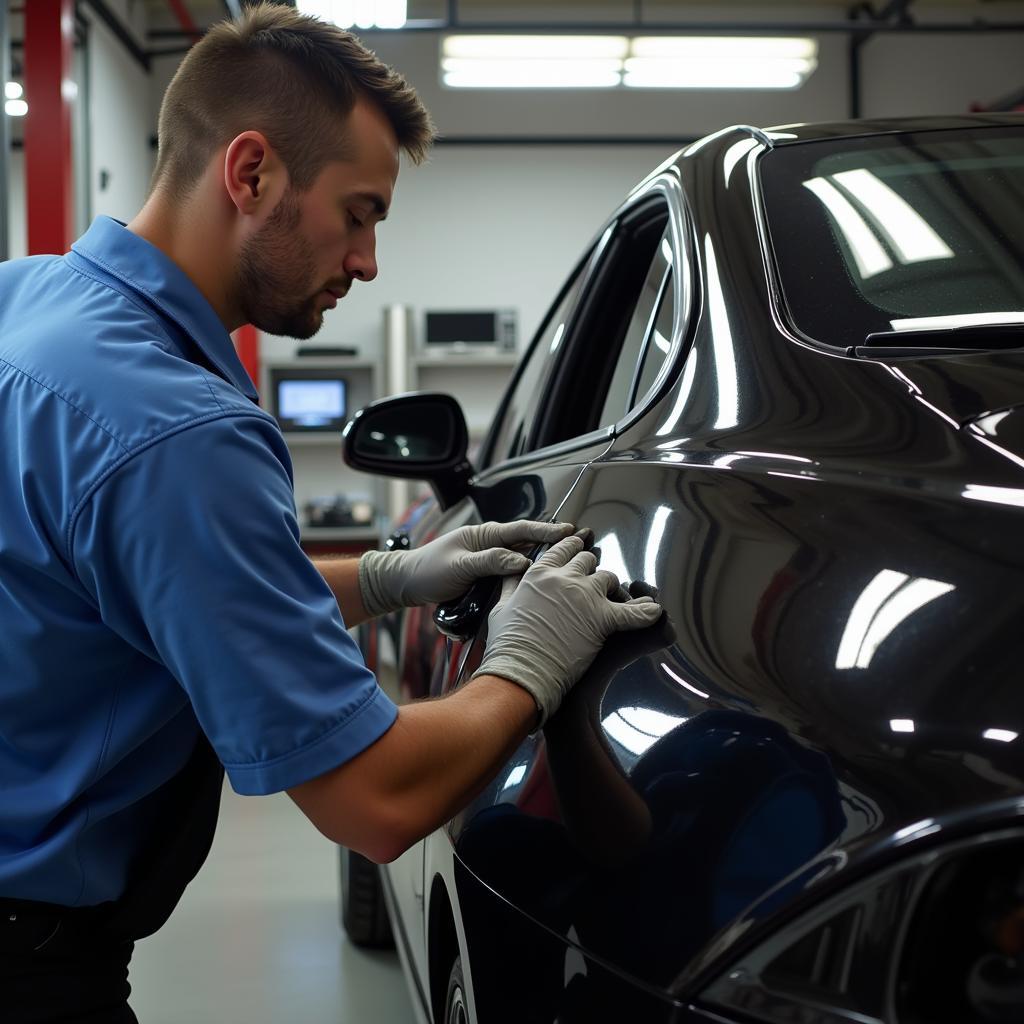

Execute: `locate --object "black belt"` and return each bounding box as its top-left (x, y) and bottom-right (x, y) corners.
top-left (2, 730), bottom-right (225, 949)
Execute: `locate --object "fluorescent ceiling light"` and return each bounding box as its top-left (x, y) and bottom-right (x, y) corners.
top-left (624, 59), bottom-right (809, 90)
top-left (442, 34), bottom-right (816, 89)
top-left (5, 81), bottom-right (23, 100)
top-left (354, 0), bottom-right (375, 28)
top-left (632, 36), bottom-right (816, 60)
top-left (374, 0), bottom-right (406, 29)
top-left (5, 99), bottom-right (27, 117)
top-left (295, 0), bottom-right (404, 29)
top-left (443, 58), bottom-right (621, 89)
top-left (890, 719), bottom-right (915, 733)
top-left (443, 35), bottom-right (629, 60)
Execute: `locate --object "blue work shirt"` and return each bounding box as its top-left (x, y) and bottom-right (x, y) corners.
top-left (0, 217), bottom-right (398, 907)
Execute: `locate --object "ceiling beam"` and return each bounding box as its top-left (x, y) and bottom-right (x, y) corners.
top-left (147, 17), bottom-right (1024, 40)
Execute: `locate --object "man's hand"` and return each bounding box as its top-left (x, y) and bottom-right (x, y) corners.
top-left (471, 533), bottom-right (664, 727)
top-left (358, 519), bottom-right (574, 618)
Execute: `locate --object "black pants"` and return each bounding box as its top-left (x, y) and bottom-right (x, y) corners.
top-left (0, 897), bottom-right (137, 1023)
top-left (0, 734), bottom-right (224, 1023)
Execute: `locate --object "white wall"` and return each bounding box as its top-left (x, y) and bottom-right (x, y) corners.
top-left (265, 143), bottom-right (673, 362)
top-left (82, 4), bottom-right (153, 225)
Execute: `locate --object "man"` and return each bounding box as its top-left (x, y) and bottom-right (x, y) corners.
top-left (0, 5), bottom-right (661, 1021)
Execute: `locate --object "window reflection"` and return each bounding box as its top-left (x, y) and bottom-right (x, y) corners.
top-left (836, 570), bottom-right (955, 670)
top-left (831, 168), bottom-right (954, 264)
top-left (643, 506), bottom-right (671, 587)
top-left (803, 177), bottom-right (893, 279)
top-left (983, 728), bottom-right (1018, 743)
top-left (595, 531), bottom-right (630, 585)
top-left (601, 706), bottom-right (688, 756)
top-left (704, 236), bottom-right (739, 429)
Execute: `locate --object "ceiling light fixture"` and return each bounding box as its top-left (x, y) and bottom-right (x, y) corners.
top-left (442, 35), bottom-right (628, 89)
top-left (5, 99), bottom-right (28, 117)
top-left (5, 81), bottom-right (23, 100)
top-left (442, 35), bottom-right (817, 90)
top-left (295, 0), bottom-right (406, 30)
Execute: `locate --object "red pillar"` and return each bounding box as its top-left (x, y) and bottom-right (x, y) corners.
top-left (233, 325), bottom-right (261, 396)
top-left (25, 0), bottom-right (75, 255)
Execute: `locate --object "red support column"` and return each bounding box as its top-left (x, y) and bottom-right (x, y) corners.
top-left (233, 325), bottom-right (261, 396)
top-left (25, 0), bottom-right (75, 255)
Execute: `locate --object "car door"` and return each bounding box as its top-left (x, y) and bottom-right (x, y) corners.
top-left (420, 171), bottom-right (707, 1020)
top-left (383, 174), bottom-right (684, 988)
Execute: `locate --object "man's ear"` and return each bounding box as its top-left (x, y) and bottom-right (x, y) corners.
top-left (223, 131), bottom-right (287, 215)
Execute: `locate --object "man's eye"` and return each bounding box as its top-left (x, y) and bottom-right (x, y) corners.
top-left (349, 212), bottom-right (364, 228)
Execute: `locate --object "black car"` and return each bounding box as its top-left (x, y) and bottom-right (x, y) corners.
top-left (341, 114), bottom-right (1024, 1024)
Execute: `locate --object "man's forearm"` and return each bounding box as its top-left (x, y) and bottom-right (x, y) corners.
top-left (288, 675), bottom-right (539, 863)
top-left (313, 555), bottom-right (372, 626)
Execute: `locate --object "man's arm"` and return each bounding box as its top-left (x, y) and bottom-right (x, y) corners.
top-left (290, 534), bottom-right (663, 864)
top-left (313, 555), bottom-right (371, 626)
top-left (288, 674), bottom-right (537, 863)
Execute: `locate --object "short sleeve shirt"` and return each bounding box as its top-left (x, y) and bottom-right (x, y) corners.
top-left (0, 217), bottom-right (397, 906)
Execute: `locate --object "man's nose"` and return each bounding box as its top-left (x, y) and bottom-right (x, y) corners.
top-left (344, 238), bottom-right (378, 283)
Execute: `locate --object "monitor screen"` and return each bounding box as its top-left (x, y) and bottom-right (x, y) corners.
top-left (271, 371), bottom-right (347, 431)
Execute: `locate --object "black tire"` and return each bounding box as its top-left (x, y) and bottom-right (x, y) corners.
top-left (444, 955), bottom-right (469, 1024)
top-left (338, 845), bottom-right (394, 948)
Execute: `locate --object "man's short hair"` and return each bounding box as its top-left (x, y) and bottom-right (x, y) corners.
top-left (152, 2), bottom-right (435, 200)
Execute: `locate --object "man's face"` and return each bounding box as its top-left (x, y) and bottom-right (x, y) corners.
top-left (236, 99), bottom-right (400, 339)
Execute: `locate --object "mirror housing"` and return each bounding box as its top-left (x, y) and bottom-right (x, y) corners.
top-left (342, 392), bottom-right (473, 511)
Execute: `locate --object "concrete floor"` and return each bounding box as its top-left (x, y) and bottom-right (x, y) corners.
top-left (129, 783), bottom-right (415, 1024)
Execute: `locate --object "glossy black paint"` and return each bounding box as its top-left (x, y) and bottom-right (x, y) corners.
top-left (357, 115), bottom-right (1024, 1023)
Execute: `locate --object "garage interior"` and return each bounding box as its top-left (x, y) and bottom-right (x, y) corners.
top-left (2, 1), bottom-right (1024, 1022)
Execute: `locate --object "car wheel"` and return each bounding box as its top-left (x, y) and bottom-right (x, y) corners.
top-left (444, 955), bottom-right (469, 1024)
top-left (338, 846), bottom-right (394, 948)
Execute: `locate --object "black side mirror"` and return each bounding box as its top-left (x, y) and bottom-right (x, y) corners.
top-left (342, 392), bottom-right (474, 510)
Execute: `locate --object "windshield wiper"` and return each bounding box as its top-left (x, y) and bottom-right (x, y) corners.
top-left (855, 323), bottom-right (1024, 358)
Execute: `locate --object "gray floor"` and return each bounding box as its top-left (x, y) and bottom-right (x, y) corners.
top-left (129, 783), bottom-right (415, 1023)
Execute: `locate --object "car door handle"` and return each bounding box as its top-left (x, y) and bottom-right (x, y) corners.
top-left (433, 576), bottom-right (501, 642)
top-left (432, 533), bottom-right (594, 642)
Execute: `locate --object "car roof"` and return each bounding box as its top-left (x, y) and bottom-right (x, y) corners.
top-left (761, 112), bottom-right (1024, 145)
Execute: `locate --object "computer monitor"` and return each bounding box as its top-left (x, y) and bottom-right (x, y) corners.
top-left (269, 368), bottom-right (348, 432)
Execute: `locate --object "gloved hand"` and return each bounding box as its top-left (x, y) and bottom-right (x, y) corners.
top-left (358, 519), bottom-right (574, 617)
top-left (471, 533), bottom-right (664, 727)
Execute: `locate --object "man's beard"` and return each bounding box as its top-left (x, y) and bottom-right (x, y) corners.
top-left (236, 189), bottom-right (326, 340)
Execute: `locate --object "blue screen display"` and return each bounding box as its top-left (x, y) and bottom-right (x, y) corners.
top-left (277, 378), bottom-right (346, 427)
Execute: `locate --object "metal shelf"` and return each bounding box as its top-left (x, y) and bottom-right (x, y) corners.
top-left (412, 353), bottom-right (519, 369)
top-left (264, 357), bottom-right (379, 371)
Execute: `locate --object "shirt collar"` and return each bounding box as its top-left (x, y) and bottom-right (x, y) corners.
top-left (70, 216), bottom-right (259, 402)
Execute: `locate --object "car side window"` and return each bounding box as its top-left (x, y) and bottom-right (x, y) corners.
top-left (531, 198), bottom-right (670, 451)
top-left (482, 256), bottom-right (589, 467)
top-left (597, 231), bottom-right (673, 428)
top-left (630, 269), bottom-right (675, 410)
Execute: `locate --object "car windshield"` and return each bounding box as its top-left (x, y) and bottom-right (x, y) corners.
top-left (760, 125), bottom-right (1024, 349)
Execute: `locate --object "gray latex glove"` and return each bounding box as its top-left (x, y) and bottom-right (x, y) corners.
top-left (471, 533), bottom-right (664, 727)
top-left (358, 520), bottom-right (574, 617)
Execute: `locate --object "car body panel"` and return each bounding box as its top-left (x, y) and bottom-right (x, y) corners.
top-left (362, 114), bottom-right (1024, 1023)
